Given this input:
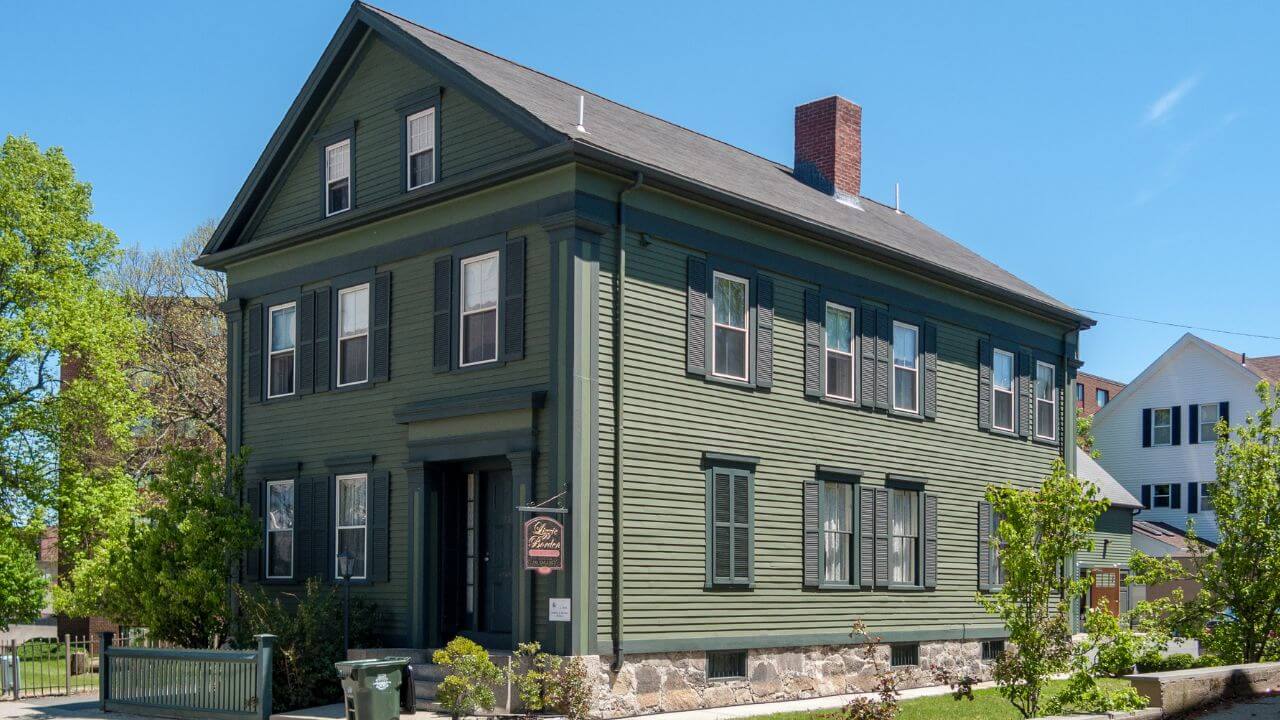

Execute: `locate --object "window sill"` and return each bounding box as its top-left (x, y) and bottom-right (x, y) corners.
top-left (984, 426), bottom-right (1021, 440)
top-left (1032, 435), bottom-right (1060, 448)
top-left (814, 583), bottom-right (862, 592)
top-left (332, 379), bottom-right (375, 393)
top-left (700, 372), bottom-right (758, 391)
top-left (886, 584), bottom-right (931, 592)
top-left (819, 395), bottom-right (864, 410)
top-left (889, 408), bottom-right (926, 422)
top-left (705, 582), bottom-right (754, 591)
top-left (448, 359), bottom-right (509, 375)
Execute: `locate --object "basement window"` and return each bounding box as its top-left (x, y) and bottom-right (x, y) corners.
top-left (706, 650), bottom-right (747, 681)
top-left (890, 643), bottom-right (919, 668)
top-left (981, 640), bottom-right (1005, 662)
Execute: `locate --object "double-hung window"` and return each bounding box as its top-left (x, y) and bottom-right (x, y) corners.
top-left (1152, 408), bottom-right (1173, 446)
top-left (265, 480), bottom-right (294, 579)
top-left (992, 349), bottom-right (1015, 432)
top-left (824, 303), bottom-right (855, 400)
top-left (337, 284), bottom-right (370, 386)
top-left (1034, 361), bottom-right (1056, 440)
top-left (1076, 383), bottom-right (1085, 403)
top-left (1153, 483), bottom-right (1172, 508)
top-left (711, 272), bottom-right (749, 381)
top-left (406, 108), bottom-right (436, 190)
top-left (821, 480), bottom-right (854, 583)
top-left (1199, 482), bottom-right (1214, 511)
top-left (892, 322), bottom-right (919, 413)
top-left (1097, 388), bottom-right (1109, 408)
top-left (325, 139), bottom-right (351, 216)
top-left (889, 488), bottom-right (919, 585)
top-left (267, 302), bottom-right (296, 398)
top-left (460, 251), bottom-right (500, 366)
top-left (335, 473), bottom-right (368, 580)
top-left (1198, 403), bottom-right (1220, 443)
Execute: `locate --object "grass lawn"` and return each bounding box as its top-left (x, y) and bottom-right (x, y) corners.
top-left (759, 678), bottom-right (1137, 720)
top-left (18, 657), bottom-right (99, 694)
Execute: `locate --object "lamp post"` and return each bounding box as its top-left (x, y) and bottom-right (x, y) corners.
top-left (337, 550), bottom-right (355, 657)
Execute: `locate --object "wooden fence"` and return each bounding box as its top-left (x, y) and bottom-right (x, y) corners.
top-left (0, 634), bottom-right (100, 699)
top-left (99, 632), bottom-right (274, 720)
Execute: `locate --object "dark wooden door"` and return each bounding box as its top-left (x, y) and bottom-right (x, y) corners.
top-left (480, 469), bottom-right (513, 644)
top-left (1091, 567), bottom-right (1121, 616)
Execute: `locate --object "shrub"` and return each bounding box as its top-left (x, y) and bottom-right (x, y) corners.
top-left (433, 637), bottom-right (504, 720)
top-left (506, 641), bottom-right (594, 720)
top-left (1136, 652), bottom-right (1195, 672)
top-left (235, 579), bottom-right (383, 713)
top-left (1044, 672), bottom-right (1147, 715)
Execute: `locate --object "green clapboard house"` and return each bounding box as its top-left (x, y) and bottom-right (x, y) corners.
top-left (197, 3), bottom-right (1122, 714)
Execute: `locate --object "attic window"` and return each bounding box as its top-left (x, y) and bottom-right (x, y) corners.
top-left (406, 108), bottom-right (437, 190)
top-left (326, 139), bottom-right (351, 216)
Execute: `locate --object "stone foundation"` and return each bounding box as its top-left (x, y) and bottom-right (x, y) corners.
top-left (583, 640), bottom-right (993, 718)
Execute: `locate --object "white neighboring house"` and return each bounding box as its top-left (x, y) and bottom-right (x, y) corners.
top-left (1091, 333), bottom-right (1280, 546)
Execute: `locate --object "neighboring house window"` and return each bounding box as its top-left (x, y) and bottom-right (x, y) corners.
top-left (1152, 408), bottom-right (1173, 446)
top-left (325, 139), bottom-right (351, 216)
top-left (406, 107), bottom-right (437, 190)
top-left (1096, 388), bottom-right (1109, 407)
top-left (335, 473), bottom-right (368, 580)
top-left (892, 322), bottom-right (919, 413)
top-left (265, 480), bottom-right (294, 579)
top-left (1199, 482), bottom-right (1214, 511)
top-left (337, 284), bottom-right (370, 386)
top-left (707, 465), bottom-right (752, 587)
top-left (825, 303), bottom-right (855, 400)
top-left (1198, 402), bottom-right (1220, 443)
top-left (992, 349), bottom-right (1015, 431)
top-left (1076, 383), bottom-right (1085, 403)
top-left (1153, 483), bottom-right (1171, 508)
top-left (889, 488), bottom-right (919, 585)
top-left (460, 251), bottom-right (500, 366)
top-left (1035, 361), bottom-right (1056, 440)
top-left (821, 480), bottom-right (854, 583)
top-left (267, 302), bottom-right (296, 398)
top-left (711, 272), bottom-right (749, 381)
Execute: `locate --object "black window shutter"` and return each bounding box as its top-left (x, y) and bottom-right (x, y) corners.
top-left (314, 289), bottom-right (331, 392)
top-left (293, 477), bottom-right (313, 580)
top-left (1171, 483), bottom-right (1182, 509)
top-left (502, 237), bottom-right (525, 361)
top-left (708, 469), bottom-right (749, 586)
top-left (432, 256), bottom-right (452, 372)
top-left (1219, 401), bottom-right (1230, 426)
top-left (804, 290), bottom-right (823, 398)
top-left (313, 476), bottom-right (331, 581)
top-left (1017, 352), bottom-right (1032, 437)
top-left (873, 487), bottom-right (889, 588)
top-left (859, 486), bottom-right (876, 589)
top-left (875, 313), bottom-right (891, 410)
top-left (246, 304), bottom-right (263, 403)
top-left (324, 476), bottom-right (336, 583)
top-left (732, 471), bottom-right (751, 583)
top-left (923, 323), bottom-right (938, 419)
top-left (1188, 403), bottom-right (1199, 444)
top-left (371, 272), bottom-right (391, 383)
top-left (859, 307), bottom-right (877, 408)
top-left (923, 493), bottom-right (938, 588)
top-left (246, 480), bottom-right (263, 581)
top-left (977, 501), bottom-right (992, 591)
top-left (297, 292), bottom-right (316, 396)
top-left (686, 257), bottom-right (708, 376)
top-left (1188, 482), bottom-right (1199, 514)
top-left (1142, 408), bottom-right (1152, 447)
top-left (755, 275), bottom-right (774, 389)
top-left (803, 478), bottom-right (820, 588)
top-left (370, 470), bottom-right (390, 583)
top-left (1171, 405), bottom-right (1182, 446)
top-left (1141, 484), bottom-right (1151, 509)
top-left (977, 339), bottom-right (993, 430)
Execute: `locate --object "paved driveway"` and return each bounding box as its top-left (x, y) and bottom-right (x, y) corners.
top-left (1196, 694), bottom-right (1280, 719)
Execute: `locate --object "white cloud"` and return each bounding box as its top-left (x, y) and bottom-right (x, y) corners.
top-left (1143, 73), bottom-right (1202, 125)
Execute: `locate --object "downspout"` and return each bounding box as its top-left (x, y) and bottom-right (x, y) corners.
top-left (612, 172), bottom-right (643, 672)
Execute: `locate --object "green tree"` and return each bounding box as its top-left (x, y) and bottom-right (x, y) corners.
top-left (0, 524), bottom-right (46, 630)
top-left (1131, 382), bottom-right (1280, 663)
top-left (1077, 411), bottom-right (1098, 457)
top-left (978, 458), bottom-right (1109, 719)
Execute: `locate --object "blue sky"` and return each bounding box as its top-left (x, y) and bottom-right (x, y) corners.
top-left (4, 2), bottom-right (1277, 383)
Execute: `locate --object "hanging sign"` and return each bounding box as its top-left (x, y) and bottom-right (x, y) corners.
top-left (523, 515), bottom-right (564, 574)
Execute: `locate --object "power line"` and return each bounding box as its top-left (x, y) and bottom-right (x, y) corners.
top-left (1080, 309), bottom-right (1280, 342)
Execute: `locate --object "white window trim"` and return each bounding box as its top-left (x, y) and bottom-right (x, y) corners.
top-left (325, 139), bottom-right (352, 217)
top-left (1034, 361), bottom-right (1057, 440)
top-left (459, 251), bottom-right (501, 367)
top-left (888, 488), bottom-right (920, 586)
top-left (1198, 402), bottom-right (1220, 443)
top-left (1198, 482), bottom-right (1213, 512)
top-left (891, 321), bottom-right (919, 413)
top-left (710, 271), bottom-right (750, 382)
top-left (265, 479), bottom-right (294, 580)
top-left (336, 284), bottom-right (371, 387)
top-left (335, 473), bottom-right (368, 581)
top-left (824, 302), bottom-right (855, 401)
top-left (1152, 407), bottom-right (1173, 446)
top-left (1096, 388), bottom-right (1109, 407)
top-left (267, 302), bottom-right (296, 399)
top-left (1153, 483), bottom-right (1171, 508)
top-left (991, 348), bottom-right (1016, 432)
top-left (406, 108), bottom-right (437, 191)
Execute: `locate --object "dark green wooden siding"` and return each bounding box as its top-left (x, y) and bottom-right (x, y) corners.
top-left (1079, 508), bottom-right (1133, 567)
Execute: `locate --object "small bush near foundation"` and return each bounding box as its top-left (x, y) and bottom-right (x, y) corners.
top-left (838, 620), bottom-right (902, 720)
top-left (434, 636), bottom-right (504, 720)
top-left (1136, 651), bottom-right (1222, 672)
top-left (506, 642), bottom-right (593, 720)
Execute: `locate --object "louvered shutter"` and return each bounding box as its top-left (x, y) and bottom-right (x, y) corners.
top-left (324, 476), bottom-right (336, 583)
top-left (1142, 409), bottom-right (1152, 447)
top-left (246, 480), bottom-right (263, 581)
top-left (874, 487), bottom-right (889, 588)
top-left (1188, 482), bottom-right (1199, 514)
top-left (803, 478), bottom-right (820, 588)
top-left (1188, 403), bottom-right (1199, 444)
top-left (875, 313), bottom-right (891, 410)
top-left (432, 256), bottom-right (452, 372)
top-left (297, 292), bottom-right (316, 395)
top-left (246, 304), bottom-right (263, 403)
top-left (1017, 352), bottom-right (1032, 437)
top-left (711, 471), bottom-right (732, 584)
top-left (978, 339), bottom-right (993, 429)
top-left (371, 272), bottom-right (391, 383)
top-left (732, 472), bottom-right (751, 583)
top-left (755, 275), bottom-right (774, 388)
top-left (370, 470), bottom-right (390, 582)
top-left (1171, 405), bottom-right (1182, 446)
top-left (293, 477), bottom-right (313, 579)
top-left (315, 476), bottom-right (332, 582)
top-left (923, 493), bottom-right (938, 588)
top-left (978, 501), bottom-right (992, 591)
top-left (314, 289), bottom-right (331, 392)
top-left (502, 237), bottom-right (525, 361)
top-left (686, 257), bottom-right (708, 375)
top-left (804, 290), bottom-right (823, 398)
top-left (1220, 401), bottom-right (1230, 426)
top-left (923, 323), bottom-right (938, 419)
top-left (859, 486), bottom-right (876, 589)
top-left (1171, 483), bottom-right (1182, 509)
top-left (1141, 485), bottom-right (1151, 509)
top-left (860, 307), bottom-right (877, 408)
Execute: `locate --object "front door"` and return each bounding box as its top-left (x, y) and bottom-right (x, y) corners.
top-left (479, 469), bottom-right (514, 644)
top-left (1090, 567), bottom-right (1121, 616)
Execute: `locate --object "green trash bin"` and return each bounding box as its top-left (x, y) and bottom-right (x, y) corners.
top-left (335, 657), bottom-right (411, 720)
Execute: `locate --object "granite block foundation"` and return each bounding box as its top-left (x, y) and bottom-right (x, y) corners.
top-left (583, 640), bottom-right (994, 717)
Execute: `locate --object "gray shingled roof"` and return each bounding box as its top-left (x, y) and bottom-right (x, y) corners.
top-left (1076, 448), bottom-right (1142, 509)
top-left (362, 3), bottom-right (1084, 322)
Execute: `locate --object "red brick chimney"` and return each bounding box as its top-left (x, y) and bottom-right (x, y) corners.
top-left (794, 96), bottom-right (862, 203)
